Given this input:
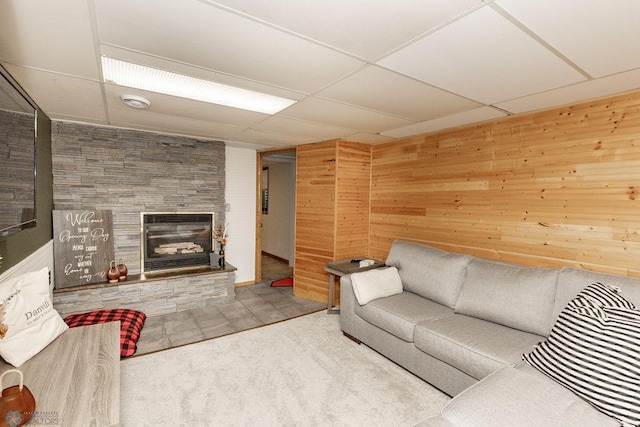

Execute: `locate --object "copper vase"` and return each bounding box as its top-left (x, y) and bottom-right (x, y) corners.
top-left (117, 258), bottom-right (128, 280)
top-left (107, 261), bottom-right (120, 283)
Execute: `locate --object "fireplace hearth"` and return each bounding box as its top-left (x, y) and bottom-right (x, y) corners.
top-left (141, 212), bottom-right (214, 274)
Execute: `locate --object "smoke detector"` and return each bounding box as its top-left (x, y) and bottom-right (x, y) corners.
top-left (120, 94), bottom-right (151, 109)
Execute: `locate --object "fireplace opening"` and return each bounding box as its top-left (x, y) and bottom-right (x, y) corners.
top-left (141, 212), bottom-right (214, 274)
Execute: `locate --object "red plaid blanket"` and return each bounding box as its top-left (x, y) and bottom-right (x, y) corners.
top-left (64, 309), bottom-right (146, 357)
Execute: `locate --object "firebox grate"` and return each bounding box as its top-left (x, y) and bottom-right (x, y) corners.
top-left (145, 253), bottom-right (210, 271)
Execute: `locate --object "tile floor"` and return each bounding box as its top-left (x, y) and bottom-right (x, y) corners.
top-left (135, 254), bottom-right (325, 356)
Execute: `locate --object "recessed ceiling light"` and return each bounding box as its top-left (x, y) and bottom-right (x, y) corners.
top-left (102, 57), bottom-right (297, 115)
top-left (121, 94), bottom-right (151, 109)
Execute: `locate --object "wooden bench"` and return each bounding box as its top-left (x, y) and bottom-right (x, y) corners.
top-left (0, 322), bottom-right (120, 426)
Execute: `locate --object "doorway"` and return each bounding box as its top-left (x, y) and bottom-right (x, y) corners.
top-left (256, 149), bottom-right (296, 283)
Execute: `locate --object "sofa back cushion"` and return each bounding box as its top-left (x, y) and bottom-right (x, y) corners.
top-left (455, 258), bottom-right (559, 336)
top-left (385, 240), bottom-right (471, 309)
top-left (554, 267), bottom-right (640, 324)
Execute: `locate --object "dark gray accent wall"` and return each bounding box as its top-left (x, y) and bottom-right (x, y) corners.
top-left (51, 122), bottom-right (225, 275)
top-left (0, 109), bottom-right (53, 273)
top-left (0, 110), bottom-right (36, 232)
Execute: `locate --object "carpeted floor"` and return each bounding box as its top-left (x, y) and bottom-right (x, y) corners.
top-left (121, 312), bottom-right (450, 426)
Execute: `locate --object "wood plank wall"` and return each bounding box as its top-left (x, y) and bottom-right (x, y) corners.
top-left (333, 141), bottom-right (371, 305)
top-left (294, 140), bottom-right (371, 303)
top-left (295, 141), bottom-right (337, 302)
top-left (335, 141), bottom-right (371, 260)
top-left (369, 90), bottom-right (640, 277)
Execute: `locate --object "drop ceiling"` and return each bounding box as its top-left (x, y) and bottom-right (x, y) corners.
top-left (1, 0), bottom-right (639, 150)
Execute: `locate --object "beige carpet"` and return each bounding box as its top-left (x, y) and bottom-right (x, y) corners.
top-left (121, 312), bottom-right (450, 426)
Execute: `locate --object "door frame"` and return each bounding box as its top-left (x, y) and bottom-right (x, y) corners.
top-left (255, 147), bottom-right (297, 284)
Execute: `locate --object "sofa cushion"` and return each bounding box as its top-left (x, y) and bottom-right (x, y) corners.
top-left (351, 266), bottom-right (403, 305)
top-left (455, 258), bottom-right (558, 336)
top-left (386, 240), bottom-right (471, 309)
top-left (555, 266), bottom-right (640, 324)
top-left (355, 291), bottom-right (453, 343)
top-left (414, 314), bottom-right (542, 380)
top-left (524, 282), bottom-right (640, 426)
top-left (422, 365), bottom-right (619, 427)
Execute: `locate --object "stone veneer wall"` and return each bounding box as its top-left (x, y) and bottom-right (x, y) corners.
top-left (53, 270), bottom-right (236, 318)
top-left (51, 122), bottom-right (226, 274)
top-left (51, 122), bottom-right (230, 316)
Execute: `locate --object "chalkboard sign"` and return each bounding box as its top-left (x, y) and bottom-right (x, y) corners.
top-left (53, 210), bottom-right (114, 289)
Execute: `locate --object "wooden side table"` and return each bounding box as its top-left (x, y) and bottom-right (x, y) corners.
top-left (325, 258), bottom-right (385, 314)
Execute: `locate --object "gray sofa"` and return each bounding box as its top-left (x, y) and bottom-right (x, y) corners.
top-left (340, 240), bottom-right (640, 426)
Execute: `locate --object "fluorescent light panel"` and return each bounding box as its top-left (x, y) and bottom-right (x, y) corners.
top-left (101, 57), bottom-right (296, 114)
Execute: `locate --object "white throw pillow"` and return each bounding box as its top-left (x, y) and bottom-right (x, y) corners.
top-left (351, 267), bottom-right (403, 305)
top-left (0, 267), bottom-right (68, 367)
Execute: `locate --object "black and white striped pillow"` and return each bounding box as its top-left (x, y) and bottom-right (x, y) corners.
top-left (523, 282), bottom-right (640, 426)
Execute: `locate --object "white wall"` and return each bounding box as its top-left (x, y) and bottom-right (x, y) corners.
top-left (225, 146), bottom-right (257, 284)
top-left (262, 162), bottom-right (295, 264)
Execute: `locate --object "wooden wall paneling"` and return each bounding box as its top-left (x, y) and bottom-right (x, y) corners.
top-left (369, 89), bottom-right (640, 278)
top-left (333, 141), bottom-right (371, 306)
top-left (294, 141), bottom-right (337, 302)
top-left (334, 141), bottom-right (371, 260)
top-left (293, 140), bottom-right (372, 304)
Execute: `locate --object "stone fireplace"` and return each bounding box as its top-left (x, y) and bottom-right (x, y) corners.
top-left (50, 122), bottom-right (233, 318)
top-left (141, 212), bottom-right (214, 274)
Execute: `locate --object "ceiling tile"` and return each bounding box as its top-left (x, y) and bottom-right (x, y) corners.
top-left (282, 97), bottom-right (413, 133)
top-left (3, 1), bottom-right (640, 150)
top-left (495, 69), bottom-right (640, 114)
top-left (231, 128), bottom-right (317, 147)
top-left (252, 116), bottom-right (357, 141)
top-left (381, 106), bottom-right (507, 138)
top-left (210, 0), bottom-right (484, 60)
top-left (317, 65), bottom-right (480, 121)
top-left (0, 0), bottom-right (99, 79)
top-left (4, 65), bottom-right (107, 122)
top-left (108, 106), bottom-right (245, 140)
top-left (497, 0), bottom-right (640, 77)
top-left (343, 132), bottom-right (396, 145)
top-left (378, 6), bottom-right (586, 104)
top-left (95, 0), bottom-right (364, 93)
